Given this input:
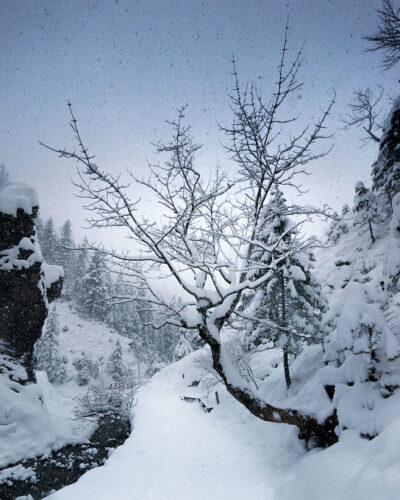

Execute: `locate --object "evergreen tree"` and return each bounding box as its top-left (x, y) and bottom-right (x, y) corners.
top-left (77, 252), bottom-right (111, 322)
top-left (56, 220), bottom-right (75, 296)
top-left (0, 164), bottom-right (9, 187)
top-left (324, 281), bottom-right (400, 388)
top-left (34, 307), bottom-right (66, 383)
top-left (41, 218), bottom-right (59, 264)
top-left (245, 189), bottom-right (327, 389)
top-left (35, 215), bottom-right (45, 246)
top-left (327, 205), bottom-right (349, 244)
top-left (173, 332), bottom-right (193, 361)
top-left (73, 353), bottom-right (99, 386)
top-left (353, 181), bottom-right (378, 243)
top-left (72, 237), bottom-right (89, 295)
top-left (57, 220), bottom-right (74, 269)
top-left (107, 340), bottom-right (126, 381)
top-left (372, 97), bottom-right (400, 212)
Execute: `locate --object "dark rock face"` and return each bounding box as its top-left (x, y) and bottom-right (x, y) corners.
top-left (372, 104), bottom-right (400, 205)
top-left (0, 415), bottom-right (131, 500)
top-left (0, 207), bottom-right (37, 251)
top-left (0, 206), bottom-right (63, 380)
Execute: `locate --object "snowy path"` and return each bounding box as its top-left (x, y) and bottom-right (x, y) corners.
top-left (49, 354), bottom-right (297, 500)
top-left (48, 351), bottom-right (400, 500)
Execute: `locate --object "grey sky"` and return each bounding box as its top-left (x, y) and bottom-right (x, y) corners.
top-left (0, 0), bottom-right (397, 243)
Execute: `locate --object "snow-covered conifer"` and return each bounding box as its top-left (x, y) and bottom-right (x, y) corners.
top-left (0, 164), bottom-right (9, 186)
top-left (173, 333), bottom-right (193, 361)
top-left (55, 219), bottom-right (75, 296)
top-left (56, 220), bottom-right (74, 269)
top-left (324, 282), bottom-right (400, 390)
top-left (327, 206), bottom-right (349, 244)
top-left (40, 218), bottom-right (59, 264)
top-left (34, 307), bottom-right (66, 383)
top-left (245, 189), bottom-right (327, 388)
top-left (72, 236), bottom-right (89, 295)
top-left (73, 353), bottom-right (99, 386)
top-left (77, 252), bottom-right (111, 322)
top-left (107, 340), bottom-right (126, 381)
top-left (353, 181), bottom-right (378, 243)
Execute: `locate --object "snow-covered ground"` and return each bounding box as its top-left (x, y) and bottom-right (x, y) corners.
top-left (0, 299), bottom-right (137, 469)
top-left (55, 299), bottom-right (137, 378)
top-left (49, 350), bottom-right (400, 500)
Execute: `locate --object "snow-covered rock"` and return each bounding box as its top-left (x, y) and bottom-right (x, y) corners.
top-left (0, 183), bottom-right (38, 217)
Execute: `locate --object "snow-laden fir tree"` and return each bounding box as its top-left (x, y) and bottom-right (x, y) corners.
top-left (56, 219), bottom-right (75, 296)
top-left (72, 236), bottom-right (89, 295)
top-left (35, 215), bottom-right (44, 245)
top-left (73, 353), bottom-right (99, 386)
top-left (0, 164), bottom-right (10, 186)
top-left (372, 96), bottom-right (400, 212)
top-left (353, 181), bottom-right (378, 243)
top-left (34, 306), bottom-right (66, 383)
top-left (40, 218), bottom-right (59, 264)
top-left (107, 339), bottom-right (126, 382)
top-left (173, 332), bottom-right (193, 361)
top-left (244, 189), bottom-right (327, 389)
top-left (77, 252), bottom-right (112, 322)
top-left (327, 205), bottom-right (350, 244)
top-left (57, 220), bottom-right (74, 269)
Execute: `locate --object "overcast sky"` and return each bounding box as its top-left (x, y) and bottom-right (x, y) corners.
top-left (0, 0), bottom-right (397, 243)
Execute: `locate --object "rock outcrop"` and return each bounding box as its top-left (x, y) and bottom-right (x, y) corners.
top-left (0, 183), bottom-right (63, 380)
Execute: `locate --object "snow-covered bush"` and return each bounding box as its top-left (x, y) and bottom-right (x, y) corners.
top-left (73, 353), bottom-right (99, 386)
top-left (173, 333), bottom-right (193, 361)
top-left (353, 181), bottom-right (378, 243)
top-left (34, 307), bottom-right (67, 383)
top-left (145, 357), bottom-right (166, 377)
top-left (107, 340), bottom-right (129, 382)
top-left (324, 282), bottom-right (400, 381)
top-left (192, 349), bottom-right (222, 395)
top-left (74, 377), bottom-right (136, 421)
top-left (327, 205), bottom-right (350, 244)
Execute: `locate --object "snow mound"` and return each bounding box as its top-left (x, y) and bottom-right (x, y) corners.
top-left (0, 355), bottom-right (85, 469)
top-left (0, 183), bottom-right (39, 216)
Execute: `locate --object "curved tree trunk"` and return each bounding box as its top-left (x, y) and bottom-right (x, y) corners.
top-left (198, 324), bottom-right (338, 448)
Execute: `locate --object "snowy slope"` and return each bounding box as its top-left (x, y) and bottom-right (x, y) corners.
top-left (55, 299), bottom-right (137, 379)
top-left (49, 350), bottom-right (400, 500)
top-left (0, 299), bottom-right (137, 469)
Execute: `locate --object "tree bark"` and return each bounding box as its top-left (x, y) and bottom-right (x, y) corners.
top-left (283, 348), bottom-right (291, 390)
top-left (368, 218), bottom-right (376, 243)
top-left (198, 323), bottom-right (338, 448)
top-left (280, 272), bottom-right (291, 389)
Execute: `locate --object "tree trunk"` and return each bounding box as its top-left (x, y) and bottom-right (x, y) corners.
top-left (368, 218), bottom-right (376, 243)
top-left (280, 272), bottom-right (291, 389)
top-left (198, 323), bottom-right (338, 449)
top-left (283, 348), bottom-right (291, 389)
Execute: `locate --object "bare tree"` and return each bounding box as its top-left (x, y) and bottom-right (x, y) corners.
top-left (41, 32), bottom-right (337, 447)
top-left (342, 87), bottom-right (384, 144)
top-left (366, 0), bottom-right (400, 69)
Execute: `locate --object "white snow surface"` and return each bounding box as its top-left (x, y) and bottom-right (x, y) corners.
top-left (49, 350), bottom-right (400, 500)
top-left (0, 299), bottom-right (137, 469)
top-left (42, 262), bottom-right (64, 286)
top-left (0, 183), bottom-right (39, 216)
